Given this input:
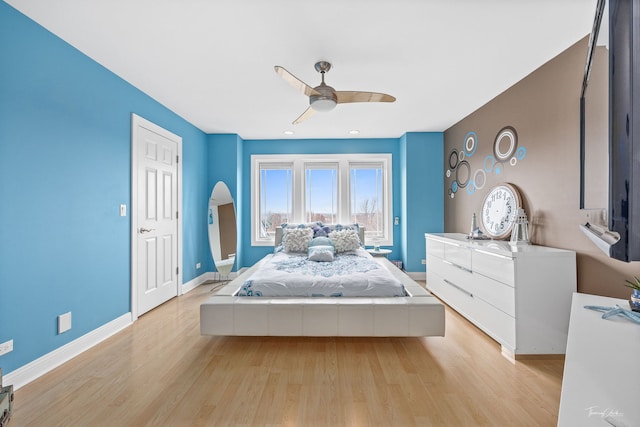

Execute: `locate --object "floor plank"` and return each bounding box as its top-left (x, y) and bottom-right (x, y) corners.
top-left (10, 281), bottom-right (564, 426)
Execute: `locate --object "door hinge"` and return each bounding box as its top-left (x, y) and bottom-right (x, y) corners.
top-left (176, 155), bottom-right (179, 163)
top-left (176, 267), bottom-right (179, 275)
top-left (176, 211), bottom-right (179, 219)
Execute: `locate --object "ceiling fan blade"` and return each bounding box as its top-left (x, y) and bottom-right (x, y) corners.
top-left (275, 66), bottom-right (320, 97)
top-left (292, 106), bottom-right (316, 125)
top-left (336, 91), bottom-right (396, 104)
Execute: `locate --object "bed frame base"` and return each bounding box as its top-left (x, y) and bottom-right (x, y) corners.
top-left (200, 255), bottom-right (445, 337)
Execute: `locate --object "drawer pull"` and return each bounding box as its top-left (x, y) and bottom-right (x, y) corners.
top-left (444, 279), bottom-right (473, 298)
top-left (474, 249), bottom-right (512, 260)
top-left (442, 259), bottom-right (472, 273)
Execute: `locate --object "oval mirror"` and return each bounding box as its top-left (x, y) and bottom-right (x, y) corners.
top-left (208, 182), bottom-right (237, 280)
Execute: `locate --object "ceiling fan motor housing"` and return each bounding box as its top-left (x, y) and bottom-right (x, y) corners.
top-left (310, 84), bottom-right (337, 111)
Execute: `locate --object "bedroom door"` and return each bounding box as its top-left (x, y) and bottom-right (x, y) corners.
top-left (131, 114), bottom-right (182, 317)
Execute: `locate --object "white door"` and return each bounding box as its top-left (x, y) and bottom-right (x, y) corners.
top-left (132, 114), bottom-right (182, 317)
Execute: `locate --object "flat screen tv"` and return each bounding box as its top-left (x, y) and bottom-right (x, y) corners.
top-left (580, 0), bottom-right (640, 262)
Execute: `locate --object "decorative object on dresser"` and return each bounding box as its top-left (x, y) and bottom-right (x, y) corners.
top-left (425, 233), bottom-right (577, 360)
top-left (480, 183), bottom-right (522, 239)
top-left (509, 208), bottom-right (530, 246)
top-left (624, 276), bottom-right (640, 312)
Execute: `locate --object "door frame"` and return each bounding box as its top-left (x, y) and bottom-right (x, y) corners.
top-left (130, 113), bottom-right (183, 321)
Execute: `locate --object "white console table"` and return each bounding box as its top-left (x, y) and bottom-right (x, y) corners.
top-left (558, 293), bottom-right (639, 427)
top-left (425, 233), bottom-right (577, 359)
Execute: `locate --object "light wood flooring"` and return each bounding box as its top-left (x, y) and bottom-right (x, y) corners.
top-left (10, 282), bottom-right (564, 426)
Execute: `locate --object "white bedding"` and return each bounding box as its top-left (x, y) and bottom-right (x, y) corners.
top-left (236, 248), bottom-right (407, 297)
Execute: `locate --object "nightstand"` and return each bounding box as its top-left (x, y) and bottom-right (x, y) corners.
top-left (367, 248), bottom-right (392, 258)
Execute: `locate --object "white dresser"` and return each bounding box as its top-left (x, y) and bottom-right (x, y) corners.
top-left (558, 293), bottom-right (640, 427)
top-left (425, 233), bottom-right (577, 359)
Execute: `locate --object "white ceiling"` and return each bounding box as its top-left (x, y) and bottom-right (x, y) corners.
top-left (7, 0), bottom-right (596, 140)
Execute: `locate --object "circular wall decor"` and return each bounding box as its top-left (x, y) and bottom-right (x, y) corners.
top-left (493, 126), bottom-right (518, 161)
top-left (516, 146), bottom-right (527, 160)
top-left (466, 181), bottom-right (476, 195)
top-left (484, 155), bottom-right (496, 173)
top-left (448, 149), bottom-right (459, 170)
top-left (473, 169), bottom-right (487, 190)
top-left (480, 183), bottom-right (522, 239)
top-left (446, 169), bottom-right (451, 178)
top-left (456, 160), bottom-right (471, 188)
top-left (510, 157), bottom-right (517, 166)
top-left (464, 131), bottom-right (478, 157)
top-left (451, 181), bottom-right (459, 193)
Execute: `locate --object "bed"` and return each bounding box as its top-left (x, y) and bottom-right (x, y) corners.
top-left (200, 225), bottom-right (445, 337)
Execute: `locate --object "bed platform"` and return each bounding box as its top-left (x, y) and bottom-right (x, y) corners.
top-left (200, 254), bottom-right (445, 337)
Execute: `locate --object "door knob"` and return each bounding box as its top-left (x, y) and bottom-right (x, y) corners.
top-left (139, 227), bottom-right (155, 233)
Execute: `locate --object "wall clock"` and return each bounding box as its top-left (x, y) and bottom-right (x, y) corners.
top-left (481, 183), bottom-right (522, 239)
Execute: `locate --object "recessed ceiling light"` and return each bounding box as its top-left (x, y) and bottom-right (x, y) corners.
top-left (283, 130), bottom-right (294, 135)
top-left (348, 130), bottom-right (360, 135)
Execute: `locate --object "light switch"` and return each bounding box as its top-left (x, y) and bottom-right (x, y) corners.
top-left (120, 204), bottom-right (127, 217)
top-left (58, 312), bottom-right (72, 334)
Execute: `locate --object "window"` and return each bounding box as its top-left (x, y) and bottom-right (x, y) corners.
top-left (251, 154), bottom-right (392, 246)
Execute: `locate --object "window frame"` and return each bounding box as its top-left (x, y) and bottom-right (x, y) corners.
top-left (251, 153), bottom-right (393, 246)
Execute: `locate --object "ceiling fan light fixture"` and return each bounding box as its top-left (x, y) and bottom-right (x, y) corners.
top-left (310, 98), bottom-right (337, 112)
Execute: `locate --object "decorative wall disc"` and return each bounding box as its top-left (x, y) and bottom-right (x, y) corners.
top-left (493, 126), bottom-right (518, 161)
top-left (448, 149), bottom-right (459, 169)
top-left (451, 181), bottom-right (459, 193)
top-left (484, 155), bottom-right (496, 172)
top-left (473, 168), bottom-right (487, 190)
top-left (510, 157), bottom-right (517, 166)
top-left (456, 160), bottom-right (471, 188)
top-left (446, 169), bottom-right (451, 178)
top-left (464, 131), bottom-right (478, 157)
top-left (516, 146), bottom-right (527, 160)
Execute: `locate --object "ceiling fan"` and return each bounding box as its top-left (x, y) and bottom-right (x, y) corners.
top-left (274, 61), bottom-right (396, 125)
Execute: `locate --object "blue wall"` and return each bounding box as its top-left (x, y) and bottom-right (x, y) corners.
top-left (400, 133), bottom-right (444, 271)
top-left (0, 2), bottom-right (208, 373)
top-left (239, 138), bottom-right (443, 268)
top-left (0, 0), bottom-right (444, 378)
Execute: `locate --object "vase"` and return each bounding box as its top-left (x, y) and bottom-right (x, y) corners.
top-left (631, 289), bottom-right (640, 311)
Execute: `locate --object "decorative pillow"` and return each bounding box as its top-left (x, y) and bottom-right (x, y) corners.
top-left (308, 245), bottom-right (335, 262)
top-left (281, 227), bottom-right (314, 253)
top-left (281, 222), bottom-right (322, 230)
top-left (312, 225), bottom-right (332, 238)
top-left (329, 229), bottom-right (361, 253)
top-left (308, 236), bottom-right (334, 248)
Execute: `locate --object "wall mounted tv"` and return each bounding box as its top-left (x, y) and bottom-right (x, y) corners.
top-left (580, 0), bottom-right (640, 262)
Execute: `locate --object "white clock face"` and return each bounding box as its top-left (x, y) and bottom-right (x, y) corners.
top-left (481, 184), bottom-right (520, 239)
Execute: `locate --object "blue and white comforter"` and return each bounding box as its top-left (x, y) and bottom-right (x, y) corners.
top-left (237, 248), bottom-right (407, 297)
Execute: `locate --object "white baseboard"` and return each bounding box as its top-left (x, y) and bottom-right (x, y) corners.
top-left (405, 271), bottom-right (426, 281)
top-left (181, 271), bottom-right (238, 294)
top-left (4, 312), bottom-right (132, 390)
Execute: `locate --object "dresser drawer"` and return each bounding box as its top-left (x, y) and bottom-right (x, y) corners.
top-left (443, 241), bottom-right (472, 270)
top-left (471, 272), bottom-right (515, 317)
top-left (472, 248), bottom-right (515, 287)
top-left (427, 270), bottom-right (515, 350)
top-left (426, 238), bottom-right (445, 259)
top-left (427, 255), bottom-right (473, 288)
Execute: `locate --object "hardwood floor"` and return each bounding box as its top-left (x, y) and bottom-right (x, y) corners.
top-left (10, 282), bottom-right (564, 426)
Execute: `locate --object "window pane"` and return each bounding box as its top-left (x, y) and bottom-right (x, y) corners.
top-left (260, 167), bottom-right (292, 238)
top-left (305, 166), bottom-right (337, 224)
top-left (350, 165), bottom-right (384, 238)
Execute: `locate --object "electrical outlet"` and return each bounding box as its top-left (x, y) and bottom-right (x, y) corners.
top-left (0, 339), bottom-right (13, 356)
top-left (421, 259), bottom-right (427, 265)
top-left (196, 262), bottom-right (201, 269)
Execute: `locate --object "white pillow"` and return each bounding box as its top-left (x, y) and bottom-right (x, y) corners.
top-left (282, 227), bottom-right (314, 253)
top-left (328, 229), bottom-right (361, 253)
top-left (308, 245), bottom-right (335, 262)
